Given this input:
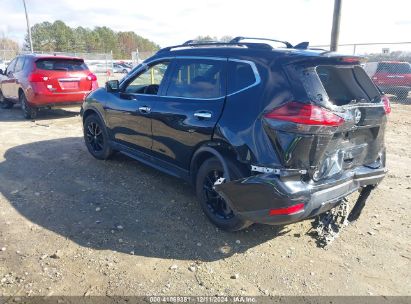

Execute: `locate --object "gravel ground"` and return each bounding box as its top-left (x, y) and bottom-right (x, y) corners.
top-left (0, 99), bottom-right (410, 297)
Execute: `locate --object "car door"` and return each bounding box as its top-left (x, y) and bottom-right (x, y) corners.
top-left (1, 58), bottom-right (17, 99)
top-left (104, 59), bottom-right (172, 154)
top-left (150, 57), bottom-right (227, 170)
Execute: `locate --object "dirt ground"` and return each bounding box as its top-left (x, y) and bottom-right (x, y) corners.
top-left (0, 98), bottom-right (410, 297)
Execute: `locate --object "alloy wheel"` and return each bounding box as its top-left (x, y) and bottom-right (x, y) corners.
top-left (86, 122), bottom-right (104, 152)
top-left (203, 169), bottom-right (234, 219)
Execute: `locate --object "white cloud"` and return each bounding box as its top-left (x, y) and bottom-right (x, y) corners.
top-left (1, 0), bottom-right (410, 51)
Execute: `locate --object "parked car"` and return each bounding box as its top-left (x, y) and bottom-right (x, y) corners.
top-left (113, 63), bottom-right (131, 74)
top-left (364, 61), bottom-right (411, 99)
top-left (0, 54), bottom-right (98, 119)
top-left (81, 38), bottom-right (389, 231)
top-left (88, 63), bottom-right (112, 74)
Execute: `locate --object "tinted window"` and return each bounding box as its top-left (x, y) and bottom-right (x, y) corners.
top-left (377, 62), bottom-right (411, 74)
top-left (227, 61), bottom-right (256, 94)
top-left (14, 57), bottom-right (25, 72)
top-left (35, 59), bottom-right (88, 71)
top-left (166, 59), bottom-right (225, 99)
top-left (125, 62), bottom-right (169, 95)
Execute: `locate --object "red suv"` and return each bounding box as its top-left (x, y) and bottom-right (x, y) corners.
top-left (0, 54), bottom-right (98, 119)
top-left (365, 61), bottom-right (411, 100)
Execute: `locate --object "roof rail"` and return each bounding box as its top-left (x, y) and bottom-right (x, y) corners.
top-left (156, 36), bottom-right (298, 54)
top-left (157, 42), bottom-right (247, 54)
top-left (230, 36), bottom-right (293, 48)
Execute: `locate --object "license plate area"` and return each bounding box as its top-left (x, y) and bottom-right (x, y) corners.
top-left (58, 78), bottom-right (81, 91)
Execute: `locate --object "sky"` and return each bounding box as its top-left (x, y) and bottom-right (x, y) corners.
top-left (0, 0), bottom-right (410, 51)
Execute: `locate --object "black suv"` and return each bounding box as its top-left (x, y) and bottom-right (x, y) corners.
top-left (81, 37), bottom-right (389, 231)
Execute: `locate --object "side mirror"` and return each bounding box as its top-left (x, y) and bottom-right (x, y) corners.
top-left (106, 80), bottom-right (120, 92)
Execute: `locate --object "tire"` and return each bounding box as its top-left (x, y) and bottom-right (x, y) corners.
top-left (0, 91), bottom-right (14, 109)
top-left (396, 90), bottom-right (409, 100)
top-left (83, 114), bottom-right (113, 160)
top-left (20, 93), bottom-right (37, 119)
top-left (122, 69), bottom-right (128, 74)
top-left (195, 157), bottom-right (252, 231)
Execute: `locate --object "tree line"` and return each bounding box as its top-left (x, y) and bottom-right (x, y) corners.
top-left (24, 20), bottom-right (160, 59)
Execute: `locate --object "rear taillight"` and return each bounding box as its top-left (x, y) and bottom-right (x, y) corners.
top-left (87, 73), bottom-right (97, 81)
top-left (264, 102), bottom-right (344, 126)
top-left (28, 73), bottom-right (49, 82)
top-left (382, 95), bottom-right (391, 114)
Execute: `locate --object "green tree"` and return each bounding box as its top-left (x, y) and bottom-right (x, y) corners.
top-left (24, 20), bottom-right (160, 58)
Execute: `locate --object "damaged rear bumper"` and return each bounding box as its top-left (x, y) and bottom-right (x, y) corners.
top-left (214, 166), bottom-right (386, 225)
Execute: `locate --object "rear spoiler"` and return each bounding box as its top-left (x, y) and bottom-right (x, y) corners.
top-left (282, 53), bottom-right (366, 66)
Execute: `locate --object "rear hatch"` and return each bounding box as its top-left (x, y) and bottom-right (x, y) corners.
top-left (263, 56), bottom-right (389, 182)
top-left (33, 58), bottom-right (95, 93)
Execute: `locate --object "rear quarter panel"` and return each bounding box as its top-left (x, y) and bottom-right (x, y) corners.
top-left (214, 56), bottom-right (293, 166)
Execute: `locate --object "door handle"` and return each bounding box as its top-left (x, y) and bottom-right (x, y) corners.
top-left (139, 106), bottom-right (151, 114)
top-left (194, 111), bottom-right (212, 119)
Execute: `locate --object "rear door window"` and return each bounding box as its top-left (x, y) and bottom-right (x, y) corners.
top-left (35, 59), bottom-right (88, 71)
top-left (227, 60), bottom-right (257, 94)
top-left (6, 59), bottom-right (17, 74)
top-left (14, 57), bottom-right (26, 72)
top-left (166, 59), bottom-right (226, 99)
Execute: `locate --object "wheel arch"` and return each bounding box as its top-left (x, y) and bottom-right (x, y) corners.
top-left (82, 107), bottom-right (105, 125)
top-left (189, 142), bottom-right (250, 184)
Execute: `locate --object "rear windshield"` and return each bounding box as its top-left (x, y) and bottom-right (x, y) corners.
top-left (300, 65), bottom-right (381, 106)
top-left (35, 59), bottom-right (88, 71)
top-left (377, 62), bottom-right (411, 74)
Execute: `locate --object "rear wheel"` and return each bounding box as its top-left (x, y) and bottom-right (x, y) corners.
top-left (0, 91), bottom-right (14, 109)
top-left (196, 157), bottom-right (252, 231)
top-left (83, 114), bottom-right (113, 160)
top-left (20, 93), bottom-right (37, 119)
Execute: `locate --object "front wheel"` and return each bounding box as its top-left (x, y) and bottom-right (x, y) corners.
top-left (0, 91), bottom-right (14, 109)
top-left (83, 114), bottom-right (113, 160)
top-left (196, 157), bottom-right (252, 231)
top-left (20, 93), bottom-right (37, 119)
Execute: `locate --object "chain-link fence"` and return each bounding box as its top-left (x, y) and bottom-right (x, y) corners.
top-left (312, 42), bottom-right (411, 100)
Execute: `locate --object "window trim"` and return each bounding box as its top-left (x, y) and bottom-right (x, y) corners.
top-left (119, 56), bottom-right (261, 100)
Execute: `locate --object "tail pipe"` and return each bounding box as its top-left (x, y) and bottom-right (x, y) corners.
top-left (348, 185), bottom-right (375, 222)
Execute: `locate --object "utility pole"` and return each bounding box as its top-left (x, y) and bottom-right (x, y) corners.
top-left (22, 0), bottom-right (33, 53)
top-left (330, 0), bottom-right (342, 52)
